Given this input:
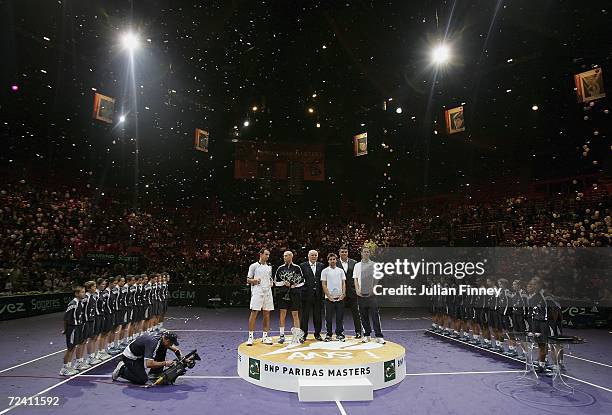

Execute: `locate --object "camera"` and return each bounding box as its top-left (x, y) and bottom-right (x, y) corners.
top-left (149, 349), bottom-right (201, 386)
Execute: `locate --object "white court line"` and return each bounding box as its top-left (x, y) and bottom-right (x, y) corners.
top-left (77, 374), bottom-right (241, 379)
top-left (335, 400), bottom-right (347, 415)
top-left (405, 370), bottom-right (523, 376)
top-left (563, 374), bottom-right (612, 393)
top-left (566, 355), bottom-right (612, 369)
top-left (384, 329), bottom-right (427, 332)
top-left (0, 354), bottom-right (120, 415)
top-left (428, 330), bottom-right (612, 370)
top-left (427, 330), bottom-right (612, 394)
top-left (0, 349), bottom-right (66, 374)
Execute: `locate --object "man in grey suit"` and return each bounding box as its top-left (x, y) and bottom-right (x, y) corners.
top-left (299, 250), bottom-right (325, 341)
top-left (337, 246), bottom-right (362, 338)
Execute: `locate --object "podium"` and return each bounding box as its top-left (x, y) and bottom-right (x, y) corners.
top-left (237, 336), bottom-right (405, 401)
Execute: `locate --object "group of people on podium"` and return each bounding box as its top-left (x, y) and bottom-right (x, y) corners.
top-left (246, 246), bottom-right (385, 345)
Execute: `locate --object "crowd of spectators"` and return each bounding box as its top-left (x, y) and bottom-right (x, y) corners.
top-left (1, 179), bottom-right (610, 296)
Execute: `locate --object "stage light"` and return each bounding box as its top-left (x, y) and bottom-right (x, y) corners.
top-left (243, 120), bottom-right (250, 127)
top-left (121, 32), bottom-right (140, 52)
top-left (119, 115), bottom-right (126, 123)
top-left (308, 108), bottom-right (314, 114)
top-left (395, 107), bottom-right (402, 114)
top-left (431, 44), bottom-right (450, 65)
top-left (10, 85), bottom-right (18, 91)
top-left (312, 93), bottom-right (317, 98)
top-left (316, 123), bottom-right (321, 128)
top-left (252, 106), bottom-right (258, 112)
top-left (532, 105), bottom-right (539, 111)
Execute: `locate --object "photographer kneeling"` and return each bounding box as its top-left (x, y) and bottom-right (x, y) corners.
top-left (112, 331), bottom-right (181, 385)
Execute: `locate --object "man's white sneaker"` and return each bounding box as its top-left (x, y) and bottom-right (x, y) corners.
top-left (99, 351), bottom-right (112, 360)
top-left (112, 361), bottom-right (125, 381)
top-left (375, 337), bottom-right (386, 344)
top-left (246, 337), bottom-right (254, 346)
top-left (87, 357), bottom-right (102, 365)
top-left (262, 337), bottom-right (273, 345)
top-left (75, 361), bottom-right (91, 371)
top-left (59, 367), bottom-right (78, 376)
top-left (362, 336), bottom-right (371, 343)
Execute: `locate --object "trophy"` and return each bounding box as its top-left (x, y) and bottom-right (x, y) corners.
top-left (290, 327), bottom-right (305, 345)
top-left (282, 272), bottom-right (302, 302)
top-left (330, 287), bottom-right (341, 300)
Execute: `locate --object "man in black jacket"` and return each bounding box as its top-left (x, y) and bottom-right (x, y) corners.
top-left (337, 247), bottom-right (362, 338)
top-left (299, 250), bottom-right (325, 341)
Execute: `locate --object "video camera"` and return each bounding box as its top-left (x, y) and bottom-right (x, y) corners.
top-left (149, 349), bottom-right (201, 386)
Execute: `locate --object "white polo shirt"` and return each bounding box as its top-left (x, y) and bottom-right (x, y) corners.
top-left (321, 266), bottom-right (346, 299)
top-left (247, 261), bottom-right (273, 291)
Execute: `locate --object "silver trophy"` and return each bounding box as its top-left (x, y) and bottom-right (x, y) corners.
top-left (282, 272), bottom-right (302, 302)
top-left (330, 287), bottom-right (341, 300)
top-left (290, 327), bottom-right (305, 345)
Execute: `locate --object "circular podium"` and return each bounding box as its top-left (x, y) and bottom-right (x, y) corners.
top-left (237, 336), bottom-right (405, 393)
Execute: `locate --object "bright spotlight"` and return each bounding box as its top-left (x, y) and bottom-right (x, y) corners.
top-left (243, 120), bottom-right (250, 127)
top-left (532, 105), bottom-right (539, 111)
top-left (431, 44), bottom-right (450, 65)
top-left (395, 107), bottom-right (403, 114)
top-left (121, 32), bottom-right (140, 52)
top-left (119, 115), bottom-right (126, 123)
top-left (252, 106), bottom-right (258, 112)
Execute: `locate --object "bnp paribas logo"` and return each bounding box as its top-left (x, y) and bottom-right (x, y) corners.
top-left (384, 360), bottom-right (396, 382)
top-left (249, 358), bottom-right (260, 380)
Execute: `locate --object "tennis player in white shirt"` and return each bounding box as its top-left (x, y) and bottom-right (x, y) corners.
top-left (246, 248), bottom-right (274, 346)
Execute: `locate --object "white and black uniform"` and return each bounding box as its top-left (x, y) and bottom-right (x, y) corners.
top-left (82, 292), bottom-right (97, 339)
top-left (144, 282), bottom-right (152, 320)
top-left (128, 283), bottom-right (137, 322)
top-left (119, 284), bottom-right (129, 324)
top-left (527, 289), bottom-right (551, 341)
top-left (102, 287), bottom-right (114, 333)
top-left (247, 261), bottom-right (274, 311)
top-left (64, 297), bottom-right (85, 349)
top-left (510, 289), bottom-right (527, 332)
top-left (110, 284), bottom-right (121, 327)
top-left (94, 289), bottom-right (104, 336)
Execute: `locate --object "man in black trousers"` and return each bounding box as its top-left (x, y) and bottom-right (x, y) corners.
top-left (337, 246), bottom-right (362, 338)
top-left (300, 250), bottom-right (325, 341)
top-left (354, 247), bottom-right (385, 344)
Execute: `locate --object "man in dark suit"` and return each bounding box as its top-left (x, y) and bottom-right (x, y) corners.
top-left (338, 246), bottom-right (362, 338)
top-left (299, 250), bottom-right (325, 341)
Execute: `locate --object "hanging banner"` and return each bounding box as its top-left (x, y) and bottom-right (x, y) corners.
top-left (354, 132), bottom-right (368, 157)
top-left (92, 92), bottom-right (115, 124)
top-left (574, 68), bottom-right (606, 103)
top-left (445, 106), bottom-right (465, 135)
top-left (234, 142), bottom-right (325, 181)
top-left (195, 128), bottom-right (209, 152)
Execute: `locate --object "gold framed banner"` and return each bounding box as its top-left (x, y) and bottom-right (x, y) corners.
top-left (574, 68), bottom-right (606, 103)
top-left (445, 106), bottom-right (465, 135)
top-left (354, 132), bottom-right (367, 157)
top-left (194, 128), bottom-right (209, 152)
top-left (92, 92), bottom-right (115, 124)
